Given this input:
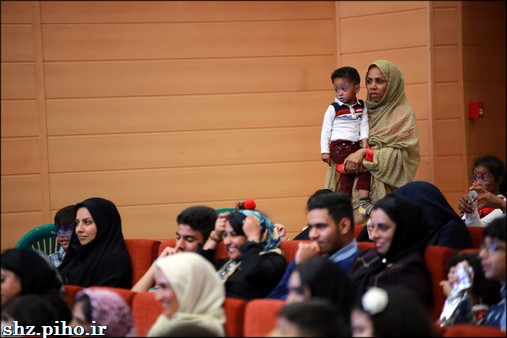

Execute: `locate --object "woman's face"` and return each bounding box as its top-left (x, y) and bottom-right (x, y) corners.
top-left (223, 221), bottom-right (247, 261)
top-left (70, 300), bottom-right (92, 334)
top-left (0, 269), bottom-right (21, 304)
top-left (351, 308), bottom-right (374, 337)
top-left (366, 66), bottom-right (388, 103)
top-left (368, 208), bottom-right (397, 255)
top-left (472, 165), bottom-right (499, 194)
top-left (154, 267), bottom-right (179, 317)
top-left (75, 207), bottom-right (98, 245)
top-left (286, 271), bottom-right (310, 304)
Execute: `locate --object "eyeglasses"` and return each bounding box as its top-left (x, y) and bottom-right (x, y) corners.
top-left (56, 224), bottom-right (75, 238)
top-left (480, 241), bottom-right (506, 254)
top-left (472, 172), bottom-right (493, 182)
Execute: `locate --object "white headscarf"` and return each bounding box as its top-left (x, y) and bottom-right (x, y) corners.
top-left (147, 252), bottom-right (226, 337)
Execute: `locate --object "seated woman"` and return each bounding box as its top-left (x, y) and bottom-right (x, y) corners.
top-left (1, 248), bottom-right (72, 321)
top-left (148, 252), bottom-right (225, 337)
top-left (286, 256), bottom-right (354, 325)
top-left (350, 194), bottom-right (434, 312)
top-left (58, 197), bottom-right (132, 289)
top-left (200, 209), bottom-right (287, 300)
top-left (393, 181), bottom-right (472, 250)
top-left (459, 155), bottom-right (506, 227)
top-left (71, 288), bottom-right (137, 337)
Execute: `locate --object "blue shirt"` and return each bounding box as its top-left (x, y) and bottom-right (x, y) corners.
top-left (265, 239), bottom-right (359, 300)
top-left (480, 283), bottom-right (506, 330)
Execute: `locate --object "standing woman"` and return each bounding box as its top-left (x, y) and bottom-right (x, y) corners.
top-left (326, 60), bottom-right (420, 209)
top-left (58, 197), bottom-right (132, 288)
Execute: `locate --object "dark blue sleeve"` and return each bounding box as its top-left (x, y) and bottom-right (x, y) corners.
top-left (265, 259), bottom-right (296, 300)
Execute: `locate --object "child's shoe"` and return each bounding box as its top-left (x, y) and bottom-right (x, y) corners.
top-left (358, 198), bottom-right (373, 216)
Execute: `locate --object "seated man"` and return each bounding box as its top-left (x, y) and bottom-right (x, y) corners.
top-left (131, 205), bottom-right (217, 292)
top-left (48, 205), bottom-right (75, 268)
top-left (266, 191), bottom-right (359, 300)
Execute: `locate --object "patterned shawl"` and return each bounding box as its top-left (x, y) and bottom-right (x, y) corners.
top-left (325, 60), bottom-right (419, 204)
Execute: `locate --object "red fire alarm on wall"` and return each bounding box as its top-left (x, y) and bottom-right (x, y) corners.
top-left (468, 102), bottom-right (484, 119)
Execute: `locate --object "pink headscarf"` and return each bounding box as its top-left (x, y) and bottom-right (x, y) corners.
top-left (75, 288), bottom-right (137, 337)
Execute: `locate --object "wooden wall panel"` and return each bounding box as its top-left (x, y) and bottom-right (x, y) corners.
top-left (414, 156), bottom-right (432, 182)
top-left (1, 138), bottom-right (41, 175)
top-left (434, 120), bottom-right (465, 156)
top-left (405, 83), bottom-right (430, 121)
top-left (462, 7), bottom-right (506, 45)
top-left (0, 1), bottom-right (33, 23)
top-left (462, 46), bottom-right (506, 82)
top-left (43, 56), bottom-right (334, 99)
top-left (432, 8), bottom-right (458, 46)
top-left (435, 156), bottom-right (467, 192)
top-left (42, 21), bottom-right (335, 60)
top-left (1, 176), bottom-right (43, 212)
top-left (1, 100), bottom-right (39, 137)
top-left (434, 83), bottom-right (461, 119)
top-left (433, 46), bottom-right (460, 82)
top-left (40, 1), bottom-right (334, 23)
top-left (339, 9), bottom-right (428, 53)
top-left (1, 25), bottom-right (34, 61)
top-left (416, 120), bottom-right (431, 158)
top-left (49, 162), bottom-right (324, 210)
top-left (1, 212), bottom-right (45, 250)
top-left (0, 63), bottom-right (36, 99)
top-left (48, 128), bottom-right (320, 172)
top-left (46, 92), bottom-right (328, 135)
top-left (338, 1), bottom-right (427, 17)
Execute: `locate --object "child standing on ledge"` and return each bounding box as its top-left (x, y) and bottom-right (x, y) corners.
top-left (320, 66), bottom-right (373, 215)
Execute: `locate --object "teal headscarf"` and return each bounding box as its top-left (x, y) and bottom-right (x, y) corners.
top-left (227, 209), bottom-right (281, 251)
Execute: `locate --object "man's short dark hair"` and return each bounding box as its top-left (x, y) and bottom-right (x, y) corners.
top-left (176, 206), bottom-right (217, 240)
top-left (307, 192), bottom-right (354, 229)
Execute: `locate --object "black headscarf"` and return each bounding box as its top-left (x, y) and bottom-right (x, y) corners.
top-left (1, 248), bottom-right (72, 322)
top-left (393, 181), bottom-right (472, 250)
top-left (1, 248), bottom-right (63, 295)
top-left (351, 194), bottom-right (430, 297)
top-left (58, 197), bottom-right (132, 288)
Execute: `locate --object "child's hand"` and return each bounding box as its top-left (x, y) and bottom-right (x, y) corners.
top-left (321, 153), bottom-right (331, 165)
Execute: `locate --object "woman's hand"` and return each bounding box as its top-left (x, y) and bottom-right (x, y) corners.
top-left (214, 211), bottom-right (229, 237)
top-left (274, 223), bottom-right (287, 240)
top-left (243, 214), bottom-right (262, 243)
top-left (344, 148), bottom-right (366, 173)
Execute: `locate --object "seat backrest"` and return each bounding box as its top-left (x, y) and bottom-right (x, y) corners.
top-left (442, 324), bottom-right (505, 337)
top-left (243, 299), bottom-right (285, 337)
top-left (88, 285), bottom-right (137, 307)
top-left (15, 224), bottom-right (60, 255)
top-left (424, 245), bottom-right (456, 321)
top-left (124, 239), bottom-right (161, 285)
top-left (224, 297), bottom-right (247, 337)
top-left (467, 226), bottom-right (485, 248)
top-left (131, 291), bottom-right (163, 336)
top-left (63, 285), bottom-right (84, 307)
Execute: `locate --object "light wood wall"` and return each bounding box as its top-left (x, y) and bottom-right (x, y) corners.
top-left (2, 1), bottom-right (506, 250)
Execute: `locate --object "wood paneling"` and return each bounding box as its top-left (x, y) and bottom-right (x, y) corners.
top-left (43, 56), bottom-right (334, 98)
top-left (1, 100), bottom-right (39, 137)
top-left (414, 156), bottom-right (432, 182)
top-left (416, 120), bottom-right (431, 157)
top-left (338, 1), bottom-right (427, 17)
top-left (0, 1), bottom-right (33, 24)
top-left (46, 92), bottom-right (328, 135)
top-left (49, 162), bottom-right (324, 209)
top-left (433, 46), bottom-right (460, 82)
top-left (48, 127), bottom-right (320, 172)
top-left (1, 63), bottom-right (36, 99)
top-left (434, 83), bottom-right (461, 120)
top-left (1, 175), bottom-right (43, 212)
top-left (40, 1), bottom-right (334, 23)
top-left (462, 46), bottom-right (506, 82)
top-left (1, 138), bottom-right (41, 175)
top-left (405, 83), bottom-right (430, 120)
top-left (435, 156), bottom-right (467, 192)
top-left (1, 24), bottom-right (34, 61)
top-left (1, 212), bottom-right (45, 250)
top-left (42, 21), bottom-right (334, 60)
top-left (339, 9), bottom-right (428, 53)
top-left (434, 120), bottom-right (466, 156)
top-left (462, 7), bottom-right (506, 45)
top-left (432, 8), bottom-right (458, 46)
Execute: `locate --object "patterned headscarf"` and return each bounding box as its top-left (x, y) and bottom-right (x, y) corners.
top-left (228, 209), bottom-right (281, 251)
top-left (75, 288), bottom-right (137, 337)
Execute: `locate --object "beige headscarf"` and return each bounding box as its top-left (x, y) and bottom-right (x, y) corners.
top-left (325, 60), bottom-right (420, 204)
top-left (147, 252), bottom-right (226, 337)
